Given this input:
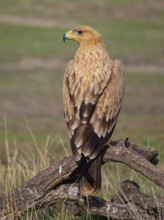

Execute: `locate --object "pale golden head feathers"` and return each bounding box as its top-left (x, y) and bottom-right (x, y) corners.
top-left (63, 25), bottom-right (103, 45)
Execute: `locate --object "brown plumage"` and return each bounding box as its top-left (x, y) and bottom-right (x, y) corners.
top-left (63, 26), bottom-right (125, 195)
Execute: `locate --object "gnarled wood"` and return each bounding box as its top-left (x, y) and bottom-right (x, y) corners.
top-left (0, 139), bottom-right (163, 219)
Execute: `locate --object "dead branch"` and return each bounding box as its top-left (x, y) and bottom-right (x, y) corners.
top-left (0, 139), bottom-right (164, 219)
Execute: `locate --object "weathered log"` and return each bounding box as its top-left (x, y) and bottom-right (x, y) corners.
top-left (0, 139), bottom-right (163, 219)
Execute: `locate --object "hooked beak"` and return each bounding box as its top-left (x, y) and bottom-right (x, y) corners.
top-left (63, 30), bottom-right (73, 42)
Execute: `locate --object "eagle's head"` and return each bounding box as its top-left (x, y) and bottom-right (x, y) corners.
top-left (63, 26), bottom-right (103, 44)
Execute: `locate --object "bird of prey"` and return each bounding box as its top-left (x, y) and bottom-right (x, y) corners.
top-left (63, 26), bottom-right (125, 196)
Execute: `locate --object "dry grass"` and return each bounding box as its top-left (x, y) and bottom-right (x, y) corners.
top-left (1, 134), bottom-right (163, 219)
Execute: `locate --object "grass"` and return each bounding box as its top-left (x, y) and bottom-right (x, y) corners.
top-left (0, 0), bottom-right (164, 218)
top-left (0, 24), bottom-right (67, 62)
top-left (0, 20), bottom-right (164, 64)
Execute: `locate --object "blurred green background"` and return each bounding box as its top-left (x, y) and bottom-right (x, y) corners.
top-left (0, 0), bottom-right (164, 197)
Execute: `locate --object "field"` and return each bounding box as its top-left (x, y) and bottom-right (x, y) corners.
top-left (0, 0), bottom-right (164, 218)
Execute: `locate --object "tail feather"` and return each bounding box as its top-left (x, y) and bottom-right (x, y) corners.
top-left (79, 154), bottom-right (101, 195)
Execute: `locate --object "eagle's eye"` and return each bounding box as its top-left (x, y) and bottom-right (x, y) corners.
top-left (77, 30), bottom-right (83, 35)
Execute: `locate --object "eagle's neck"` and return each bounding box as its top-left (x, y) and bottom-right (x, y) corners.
top-left (74, 41), bottom-right (110, 65)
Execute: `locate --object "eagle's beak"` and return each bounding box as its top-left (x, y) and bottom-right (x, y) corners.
top-left (63, 30), bottom-right (73, 42)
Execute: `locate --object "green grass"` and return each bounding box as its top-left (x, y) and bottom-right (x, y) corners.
top-left (0, 0), bottom-right (164, 65)
top-left (0, 20), bottom-right (164, 64)
top-left (0, 24), bottom-right (69, 62)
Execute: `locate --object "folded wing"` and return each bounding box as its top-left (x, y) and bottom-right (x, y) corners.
top-left (63, 59), bottom-right (124, 161)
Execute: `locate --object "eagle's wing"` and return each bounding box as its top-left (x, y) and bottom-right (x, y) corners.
top-left (63, 59), bottom-right (124, 160)
top-left (63, 60), bottom-right (75, 135)
top-left (89, 60), bottom-right (125, 158)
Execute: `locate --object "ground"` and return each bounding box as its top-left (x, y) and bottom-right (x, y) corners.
top-left (0, 0), bottom-right (164, 202)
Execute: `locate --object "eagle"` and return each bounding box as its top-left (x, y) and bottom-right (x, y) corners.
top-left (63, 26), bottom-right (125, 196)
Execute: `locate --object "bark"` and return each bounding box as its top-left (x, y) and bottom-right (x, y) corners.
top-left (0, 139), bottom-right (163, 219)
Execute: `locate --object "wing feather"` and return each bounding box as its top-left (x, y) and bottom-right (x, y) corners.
top-left (63, 58), bottom-right (124, 160)
top-left (91, 60), bottom-right (124, 137)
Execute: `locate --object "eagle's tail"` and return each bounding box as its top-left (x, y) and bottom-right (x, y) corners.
top-left (79, 154), bottom-right (101, 196)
